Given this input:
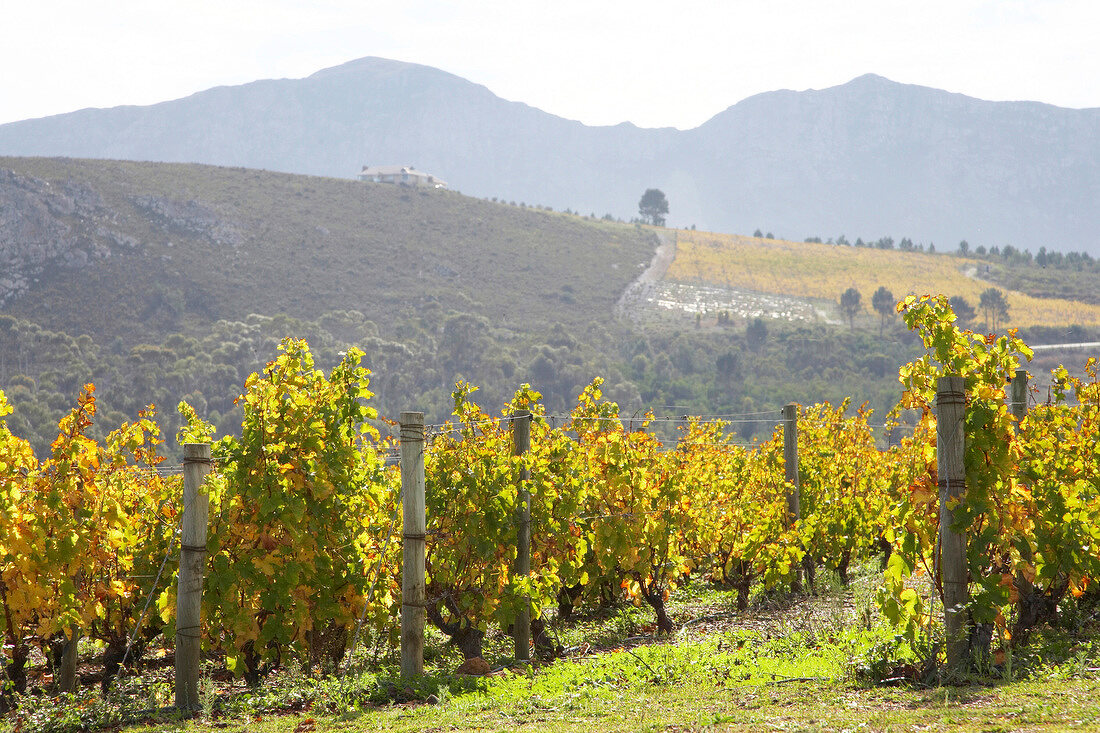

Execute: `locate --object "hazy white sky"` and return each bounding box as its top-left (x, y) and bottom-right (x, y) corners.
top-left (3, 0), bottom-right (1098, 129)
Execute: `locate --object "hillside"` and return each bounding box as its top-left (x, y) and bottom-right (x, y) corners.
top-left (2, 157), bottom-right (1096, 460)
top-left (0, 156), bottom-right (669, 450)
top-left (1, 58), bottom-right (1098, 255)
top-left (663, 231), bottom-right (1100, 329)
top-left (0, 156), bottom-right (654, 345)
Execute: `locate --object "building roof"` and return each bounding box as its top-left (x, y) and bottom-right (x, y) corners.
top-left (360, 165), bottom-right (409, 175)
top-left (357, 164), bottom-right (447, 187)
top-left (359, 165), bottom-right (431, 177)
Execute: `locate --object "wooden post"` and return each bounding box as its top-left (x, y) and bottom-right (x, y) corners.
top-left (400, 412), bottom-right (426, 678)
top-left (1011, 369), bottom-right (1028, 424)
top-left (782, 403), bottom-right (802, 591)
top-left (781, 404), bottom-right (800, 522)
top-left (1010, 368), bottom-right (1036, 602)
top-left (512, 410), bottom-right (532, 662)
top-left (175, 443), bottom-right (211, 709)
top-left (936, 376), bottom-right (968, 670)
top-left (58, 627), bottom-right (79, 692)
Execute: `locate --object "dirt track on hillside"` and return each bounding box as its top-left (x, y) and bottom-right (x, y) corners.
top-left (616, 230), bottom-right (676, 319)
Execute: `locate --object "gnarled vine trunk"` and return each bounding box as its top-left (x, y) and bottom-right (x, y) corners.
top-left (426, 595), bottom-right (485, 660)
top-left (636, 575), bottom-right (674, 634)
top-left (306, 620), bottom-right (348, 673)
top-left (877, 536), bottom-right (893, 570)
top-left (836, 549), bottom-right (852, 587)
top-left (241, 640), bottom-right (280, 686)
top-left (530, 614), bottom-right (560, 659)
top-left (803, 556), bottom-right (817, 595)
top-left (557, 584), bottom-right (583, 620)
top-left (730, 559), bottom-right (753, 611)
top-left (1, 644), bottom-right (27, 711)
top-left (1011, 576), bottom-right (1070, 648)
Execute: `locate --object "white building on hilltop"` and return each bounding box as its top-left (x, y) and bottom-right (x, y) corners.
top-left (356, 165), bottom-right (447, 188)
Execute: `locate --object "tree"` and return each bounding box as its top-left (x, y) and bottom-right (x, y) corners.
top-left (839, 287), bottom-right (862, 331)
top-left (715, 349), bottom-right (741, 381)
top-left (871, 286), bottom-right (895, 336)
top-left (979, 288), bottom-right (1009, 332)
top-left (638, 188), bottom-right (669, 226)
top-left (948, 296), bottom-right (976, 329)
top-left (745, 318), bottom-right (768, 350)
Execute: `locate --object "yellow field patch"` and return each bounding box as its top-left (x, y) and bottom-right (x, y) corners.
top-left (666, 231), bottom-right (1100, 328)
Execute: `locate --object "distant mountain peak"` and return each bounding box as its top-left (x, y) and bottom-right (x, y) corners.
top-left (307, 55), bottom-right (455, 80)
top-left (0, 58), bottom-right (1097, 255)
top-left (821, 73), bottom-right (940, 99)
top-left (844, 72), bottom-right (895, 86)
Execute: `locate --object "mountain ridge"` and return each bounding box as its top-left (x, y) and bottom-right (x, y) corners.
top-left (1, 58), bottom-right (1097, 254)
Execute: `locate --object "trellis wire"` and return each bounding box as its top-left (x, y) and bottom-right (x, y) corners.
top-left (117, 522), bottom-right (181, 678)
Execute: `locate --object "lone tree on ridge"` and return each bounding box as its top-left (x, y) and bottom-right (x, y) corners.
top-left (638, 188), bottom-right (669, 226)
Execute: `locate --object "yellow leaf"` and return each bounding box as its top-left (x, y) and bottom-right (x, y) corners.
top-left (252, 555), bottom-right (277, 577)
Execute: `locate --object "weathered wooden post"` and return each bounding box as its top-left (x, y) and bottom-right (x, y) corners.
top-left (936, 376), bottom-right (968, 669)
top-left (175, 443), bottom-right (211, 709)
top-left (1009, 368), bottom-right (1036, 611)
top-left (512, 409), bottom-right (532, 662)
top-left (1011, 369), bottom-right (1028, 424)
top-left (400, 412), bottom-right (426, 678)
top-left (782, 403), bottom-right (802, 592)
top-left (58, 628), bottom-right (79, 692)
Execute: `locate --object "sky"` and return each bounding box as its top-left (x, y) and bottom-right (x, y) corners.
top-left (3, 0), bottom-right (1099, 129)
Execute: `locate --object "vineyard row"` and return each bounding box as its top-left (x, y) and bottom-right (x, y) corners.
top-left (0, 295), bottom-right (1097, 710)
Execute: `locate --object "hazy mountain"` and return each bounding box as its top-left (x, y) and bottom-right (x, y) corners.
top-left (2, 58), bottom-right (1097, 255)
top-left (681, 74), bottom-right (1100, 255)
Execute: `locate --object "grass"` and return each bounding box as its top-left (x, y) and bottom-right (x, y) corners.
top-left (19, 671), bottom-right (1100, 732)
top-left (9, 571), bottom-right (1100, 733)
top-left (279, 677), bottom-right (1100, 732)
top-left (667, 230), bottom-right (1100, 328)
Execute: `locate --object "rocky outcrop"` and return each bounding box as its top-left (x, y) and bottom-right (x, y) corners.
top-left (1, 171), bottom-right (77, 304)
top-left (130, 195), bottom-right (241, 247)
top-left (0, 169), bottom-right (135, 304)
top-left (0, 168), bottom-right (245, 305)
